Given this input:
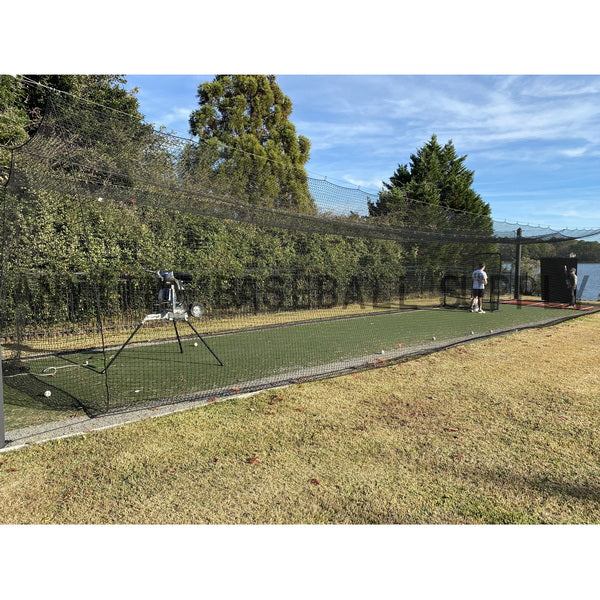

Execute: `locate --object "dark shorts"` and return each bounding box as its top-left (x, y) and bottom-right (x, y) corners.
top-left (472, 288), bottom-right (484, 298)
top-left (569, 287), bottom-right (577, 305)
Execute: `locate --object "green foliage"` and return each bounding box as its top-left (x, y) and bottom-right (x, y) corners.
top-left (369, 135), bottom-right (495, 266)
top-left (2, 76), bottom-right (403, 328)
top-left (1, 78), bottom-right (508, 332)
top-left (0, 76), bottom-right (31, 150)
top-left (0, 76), bottom-right (31, 177)
top-left (1, 181), bottom-right (409, 328)
top-left (1, 75), bottom-right (153, 191)
top-left (370, 134), bottom-right (492, 220)
top-left (524, 239), bottom-right (600, 263)
top-left (188, 75), bottom-right (314, 214)
top-left (1, 75), bottom-right (143, 151)
top-left (19, 75), bottom-right (141, 118)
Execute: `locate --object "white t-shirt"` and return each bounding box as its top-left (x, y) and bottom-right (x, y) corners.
top-left (472, 269), bottom-right (487, 290)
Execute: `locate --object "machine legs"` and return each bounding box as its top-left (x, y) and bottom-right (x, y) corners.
top-left (101, 317), bottom-right (223, 373)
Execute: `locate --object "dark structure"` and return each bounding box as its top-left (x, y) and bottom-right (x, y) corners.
top-left (540, 257), bottom-right (578, 303)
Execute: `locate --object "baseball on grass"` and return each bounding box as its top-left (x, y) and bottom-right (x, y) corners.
top-left (44, 390), bottom-right (52, 397)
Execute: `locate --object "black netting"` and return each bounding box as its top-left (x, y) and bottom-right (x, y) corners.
top-left (1, 78), bottom-right (598, 430)
top-left (7, 82), bottom-right (600, 246)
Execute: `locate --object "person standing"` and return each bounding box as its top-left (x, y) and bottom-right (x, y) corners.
top-left (566, 266), bottom-right (578, 307)
top-left (470, 263), bottom-right (488, 313)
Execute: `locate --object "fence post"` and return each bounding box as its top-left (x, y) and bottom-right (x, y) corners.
top-left (0, 344), bottom-right (5, 449)
top-left (514, 228), bottom-right (522, 300)
top-left (0, 181), bottom-right (5, 449)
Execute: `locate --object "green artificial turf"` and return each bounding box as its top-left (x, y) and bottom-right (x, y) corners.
top-left (2, 304), bottom-right (585, 428)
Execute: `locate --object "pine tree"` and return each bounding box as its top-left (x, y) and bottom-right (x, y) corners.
top-left (188, 75), bottom-right (314, 214)
top-left (369, 135), bottom-right (494, 265)
top-left (370, 135), bottom-right (491, 220)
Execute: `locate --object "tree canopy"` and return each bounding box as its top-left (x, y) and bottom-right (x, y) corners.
top-left (0, 75), bottom-right (142, 144)
top-left (0, 75), bottom-right (151, 185)
top-left (368, 135), bottom-right (495, 265)
top-left (369, 135), bottom-right (491, 220)
top-left (188, 75), bottom-right (314, 214)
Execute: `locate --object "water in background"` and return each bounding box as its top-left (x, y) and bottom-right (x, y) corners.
top-left (578, 263), bottom-right (600, 301)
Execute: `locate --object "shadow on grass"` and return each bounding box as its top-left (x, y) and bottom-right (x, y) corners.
top-left (455, 462), bottom-right (600, 521)
top-left (527, 477), bottom-right (600, 503)
top-left (2, 361), bottom-right (104, 418)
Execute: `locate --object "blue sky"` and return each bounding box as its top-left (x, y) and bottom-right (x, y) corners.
top-left (125, 74), bottom-right (600, 232)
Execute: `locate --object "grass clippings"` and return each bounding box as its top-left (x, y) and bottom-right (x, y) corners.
top-left (1, 313), bottom-right (599, 524)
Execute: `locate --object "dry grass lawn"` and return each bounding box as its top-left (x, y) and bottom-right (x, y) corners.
top-left (1, 312), bottom-right (599, 524)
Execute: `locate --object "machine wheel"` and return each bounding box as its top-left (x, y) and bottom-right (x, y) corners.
top-left (189, 302), bottom-right (205, 318)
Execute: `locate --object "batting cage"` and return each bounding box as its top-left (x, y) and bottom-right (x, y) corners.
top-left (2, 77), bottom-right (600, 443)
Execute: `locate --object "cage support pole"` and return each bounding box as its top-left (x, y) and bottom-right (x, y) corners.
top-left (0, 343), bottom-right (5, 449)
top-left (514, 227), bottom-right (522, 301)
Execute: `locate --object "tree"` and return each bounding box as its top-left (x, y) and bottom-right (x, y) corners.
top-left (0, 76), bottom-right (165, 280)
top-left (19, 75), bottom-right (141, 119)
top-left (1, 75), bottom-right (144, 147)
top-left (368, 135), bottom-right (494, 265)
top-left (188, 75), bottom-right (314, 214)
top-left (0, 76), bottom-right (31, 148)
top-left (0, 76), bottom-right (32, 179)
top-left (370, 135), bottom-right (491, 220)
top-left (0, 75), bottom-right (153, 185)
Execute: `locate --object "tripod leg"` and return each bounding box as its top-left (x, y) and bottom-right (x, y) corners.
top-left (173, 321), bottom-right (184, 353)
top-left (101, 320), bottom-right (144, 373)
top-left (185, 319), bottom-right (224, 366)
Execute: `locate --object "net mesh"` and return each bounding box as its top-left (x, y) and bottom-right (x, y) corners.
top-left (1, 79), bottom-right (598, 425)
top-left (8, 84), bottom-right (600, 245)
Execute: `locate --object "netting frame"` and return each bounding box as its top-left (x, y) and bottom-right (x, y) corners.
top-left (3, 77), bottom-right (600, 446)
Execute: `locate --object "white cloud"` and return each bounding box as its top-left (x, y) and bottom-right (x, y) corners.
top-left (304, 76), bottom-right (600, 184)
top-left (159, 107), bottom-right (193, 125)
top-left (560, 147), bottom-right (588, 158)
top-left (518, 76), bottom-right (600, 98)
top-left (295, 119), bottom-right (390, 151)
top-left (343, 176), bottom-right (385, 191)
